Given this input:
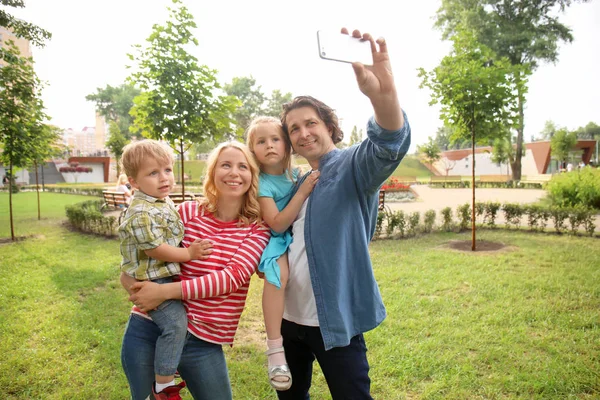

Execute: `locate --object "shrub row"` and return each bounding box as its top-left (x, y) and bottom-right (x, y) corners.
top-left (19, 186), bottom-right (104, 196)
top-left (376, 202), bottom-right (597, 239)
top-left (65, 200), bottom-right (117, 237)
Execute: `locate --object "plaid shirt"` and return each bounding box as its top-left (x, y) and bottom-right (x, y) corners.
top-left (119, 190), bottom-right (184, 280)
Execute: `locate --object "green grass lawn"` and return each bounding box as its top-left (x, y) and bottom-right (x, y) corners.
top-left (1, 193), bottom-right (598, 399)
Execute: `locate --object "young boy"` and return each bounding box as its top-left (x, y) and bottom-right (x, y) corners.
top-left (118, 139), bottom-right (209, 399)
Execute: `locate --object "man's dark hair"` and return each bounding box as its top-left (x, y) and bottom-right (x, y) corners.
top-left (280, 96), bottom-right (344, 144)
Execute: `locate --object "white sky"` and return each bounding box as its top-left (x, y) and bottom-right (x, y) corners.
top-left (6, 0), bottom-right (600, 150)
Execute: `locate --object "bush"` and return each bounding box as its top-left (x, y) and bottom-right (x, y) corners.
top-left (502, 203), bottom-right (524, 229)
top-left (441, 207), bottom-right (453, 232)
top-left (456, 203), bottom-right (471, 231)
top-left (546, 168), bottom-right (600, 209)
top-left (423, 210), bottom-right (436, 233)
top-left (65, 200), bottom-right (117, 237)
top-left (484, 202), bottom-right (502, 228)
top-left (408, 212), bottom-right (420, 236)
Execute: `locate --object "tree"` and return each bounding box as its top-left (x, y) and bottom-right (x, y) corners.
top-left (86, 83), bottom-right (140, 137)
top-left (419, 30), bottom-right (520, 250)
top-left (541, 120), bottom-right (558, 139)
top-left (106, 121), bottom-right (129, 176)
top-left (223, 77), bottom-right (293, 137)
top-left (0, 39), bottom-right (44, 240)
top-left (127, 0), bottom-right (237, 195)
top-left (417, 137), bottom-right (441, 170)
top-left (573, 121), bottom-right (600, 140)
top-left (348, 126), bottom-right (363, 146)
top-left (28, 123), bottom-right (62, 219)
top-left (490, 135), bottom-right (512, 176)
top-left (0, 0), bottom-right (51, 48)
top-left (551, 128), bottom-right (577, 167)
top-left (223, 76), bottom-right (265, 139)
top-left (264, 89), bottom-right (293, 118)
top-left (435, 0), bottom-right (590, 181)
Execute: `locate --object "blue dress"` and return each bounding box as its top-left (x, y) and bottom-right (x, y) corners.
top-left (258, 170), bottom-right (298, 288)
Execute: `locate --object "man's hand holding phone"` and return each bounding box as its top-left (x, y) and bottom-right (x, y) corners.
top-left (317, 28), bottom-right (403, 132)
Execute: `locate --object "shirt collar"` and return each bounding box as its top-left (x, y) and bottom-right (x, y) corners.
top-left (133, 190), bottom-right (166, 203)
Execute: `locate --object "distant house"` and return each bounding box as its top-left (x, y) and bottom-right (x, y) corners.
top-left (432, 140), bottom-right (597, 176)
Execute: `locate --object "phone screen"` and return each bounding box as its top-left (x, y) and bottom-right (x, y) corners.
top-left (317, 30), bottom-right (372, 65)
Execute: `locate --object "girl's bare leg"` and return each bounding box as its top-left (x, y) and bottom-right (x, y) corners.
top-left (262, 253), bottom-right (290, 386)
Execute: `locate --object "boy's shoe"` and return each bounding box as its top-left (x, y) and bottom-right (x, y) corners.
top-left (151, 381), bottom-right (186, 400)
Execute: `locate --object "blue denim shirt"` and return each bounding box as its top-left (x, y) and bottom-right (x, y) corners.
top-left (298, 113), bottom-right (411, 350)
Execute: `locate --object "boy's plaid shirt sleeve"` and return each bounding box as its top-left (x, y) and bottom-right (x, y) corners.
top-left (119, 199), bottom-right (184, 280)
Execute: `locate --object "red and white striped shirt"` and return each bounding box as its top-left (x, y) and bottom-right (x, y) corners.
top-left (176, 201), bottom-right (269, 345)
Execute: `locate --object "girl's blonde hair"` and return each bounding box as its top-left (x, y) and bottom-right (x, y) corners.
top-left (246, 116), bottom-right (295, 182)
top-left (200, 141), bottom-right (262, 226)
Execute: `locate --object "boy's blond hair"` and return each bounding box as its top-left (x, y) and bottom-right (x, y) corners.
top-left (120, 140), bottom-right (174, 178)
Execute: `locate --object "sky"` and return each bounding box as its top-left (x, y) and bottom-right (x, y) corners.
top-left (6, 0), bottom-right (600, 151)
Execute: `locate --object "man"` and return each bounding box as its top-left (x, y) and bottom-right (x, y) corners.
top-left (277, 29), bottom-right (411, 399)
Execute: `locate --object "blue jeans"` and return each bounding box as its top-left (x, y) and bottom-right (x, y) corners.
top-left (121, 314), bottom-right (233, 400)
top-left (277, 319), bottom-right (373, 400)
top-left (147, 277), bottom-right (188, 376)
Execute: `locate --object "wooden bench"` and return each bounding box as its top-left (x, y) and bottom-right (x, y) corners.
top-left (479, 175), bottom-right (511, 183)
top-left (519, 174), bottom-right (552, 188)
top-left (429, 175), bottom-right (465, 188)
top-left (394, 176), bottom-right (418, 184)
top-left (101, 190), bottom-right (129, 224)
top-left (169, 193), bottom-right (204, 206)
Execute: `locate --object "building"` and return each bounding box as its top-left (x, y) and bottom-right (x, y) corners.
top-left (433, 140), bottom-right (597, 177)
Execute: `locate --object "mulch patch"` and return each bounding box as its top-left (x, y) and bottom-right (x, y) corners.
top-left (0, 234), bottom-right (45, 245)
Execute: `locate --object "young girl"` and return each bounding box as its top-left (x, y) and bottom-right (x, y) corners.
top-left (246, 116), bottom-right (320, 391)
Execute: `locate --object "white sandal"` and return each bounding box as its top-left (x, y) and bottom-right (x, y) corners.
top-left (266, 347), bottom-right (292, 391)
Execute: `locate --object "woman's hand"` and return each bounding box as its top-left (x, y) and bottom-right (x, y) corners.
top-left (128, 281), bottom-right (167, 312)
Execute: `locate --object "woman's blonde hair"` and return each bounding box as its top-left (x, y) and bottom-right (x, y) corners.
top-left (200, 141), bottom-right (262, 226)
top-left (117, 174), bottom-right (128, 186)
top-left (246, 116), bottom-right (295, 182)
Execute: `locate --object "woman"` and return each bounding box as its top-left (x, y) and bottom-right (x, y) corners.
top-left (115, 173), bottom-right (133, 204)
top-left (121, 141), bottom-right (270, 400)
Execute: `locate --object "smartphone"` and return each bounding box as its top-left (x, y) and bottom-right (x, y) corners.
top-left (316, 30), bottom-right (372, 65)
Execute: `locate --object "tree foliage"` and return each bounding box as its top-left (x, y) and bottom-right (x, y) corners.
top-left (550, 128), bottom-right (577, 164)
top-left (0, 39), bottom-right (48, 239)
top-left (223, 76), bottom-right (293, 138)
top-left (85, 84), bottom-right (140, 137)
top-left (349, 126), bottom-right (363, 146)
top-left (0, 0), bottom-right (51, 48)
top-left (106, 121), bottom-right (129, 176)
top-left (434, 0), bottom-right (590, 180)
top-left (127, 0), bottom-right (237, 193)
top-left (540, 120), bottom-right (559, 139)
top-left (573, 121), bottom-right (600, 140)
top-left (417, 137), bottom-right (441, 168)
top-left (418, 30), bottom-right (520, 146)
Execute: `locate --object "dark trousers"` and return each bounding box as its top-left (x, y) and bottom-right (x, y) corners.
top-left (277, 319), bottom-right (373, 400)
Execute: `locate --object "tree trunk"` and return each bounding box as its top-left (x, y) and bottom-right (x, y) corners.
top-left (9, 159), bottom-right (15, 241)
top-left (179, 140), bottom-right (185, 196)
top-left (41, 162), bottom-right (45, 192)
top-left (471, 124), bottom-right (476, 252)
top-left (510, 73), bottom-right (525, 181)
top-left (35, 161), bottom-right (41, 220)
